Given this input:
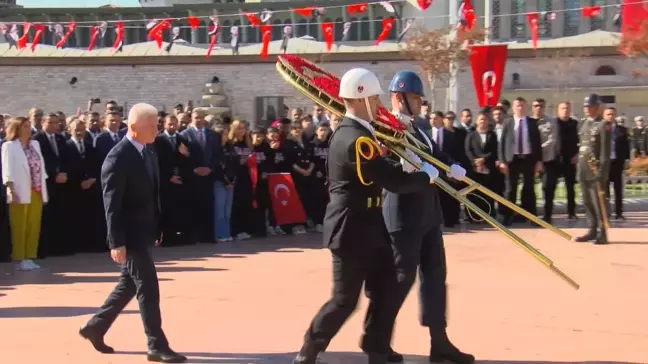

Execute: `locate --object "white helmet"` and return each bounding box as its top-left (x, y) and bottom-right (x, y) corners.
top-left (338, 68), bottom-right (384, 99)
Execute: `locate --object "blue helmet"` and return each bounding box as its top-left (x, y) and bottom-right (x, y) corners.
top-left (388, 71), bottom-right (425, 97)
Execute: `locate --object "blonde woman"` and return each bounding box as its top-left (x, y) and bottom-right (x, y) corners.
top-left (1, 117), bottom-right (49, 271)
top-left (227, 120), bottom-right (255, 240)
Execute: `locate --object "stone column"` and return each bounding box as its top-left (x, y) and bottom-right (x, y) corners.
top-left (188, 10), bottom-right (198, 44)
top-left (604, 0), bottom-right (617, 31)
top-left (368, 5), bottom-right (375, 40)
top-left (290, 11), bottom-right (297, 37)
top-left (579, 0), bottom-right (591, 34)
top-left (551, 0), bottom-right (564, 38)
top-left (499, 0), bottom-right (512, 40)
top-left (240, 11), bottom-right (248, 44)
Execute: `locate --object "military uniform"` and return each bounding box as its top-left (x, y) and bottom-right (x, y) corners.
top-left (576, 115), bottom-right (612, 244)
top-left (297, 116), bottom-right (431, 363)
top-left (631, 125), bottom-right (647, 158)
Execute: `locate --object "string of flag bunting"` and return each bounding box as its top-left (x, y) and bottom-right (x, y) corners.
top-left (0, 0), bottom-right (645, 57)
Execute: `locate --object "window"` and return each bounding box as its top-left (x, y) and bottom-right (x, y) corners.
top-left (600, 95), bottom-right (616, 104)
top-left (512, 73), bottom-right (521, 86)
top-left (296, 19), bottom-right (307, 38)
top-left (595, 65), bottom-right (616, 76)
top-left (334, 17), bottom-right (343, 42)
top-left (360, 16), bottom-right (370, 41)
top-left (272, 18), bottom-right (283, 40)
top-left (564, 0), bottom-right (580, 36)
top-left (349, 17), bottom-right (359, 41)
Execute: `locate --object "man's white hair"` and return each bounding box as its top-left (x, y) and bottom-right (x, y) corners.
top-left (128, 103), bottom-right (158, 126)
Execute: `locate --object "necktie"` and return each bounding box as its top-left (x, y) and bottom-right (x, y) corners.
top-left (142, 148), bottom-right (155, 182)
top-left (198, 129), bottom-right (205, 148)
top-left (77, 140), bottom-right (85, 157)
top-left (435, 130), bottom-right (440, 146)
top-left (517, 119), bottom-right (524, 154)
top-left (112, 133), bottom-right (118, 143)
top-left (49, 135), bottom-right (59, 156)
top-left (169, 135), bottom-right (176, 151)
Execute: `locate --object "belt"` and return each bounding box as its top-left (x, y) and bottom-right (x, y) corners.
top-left (366, 196), bottom-right (383, 209)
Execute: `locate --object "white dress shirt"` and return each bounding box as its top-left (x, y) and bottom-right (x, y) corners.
top-left (432, 127), bottom-right (444, 150)
top-left (514, 116), bottom-right (531, 155)
top-left (495, 123), bottom-right (504, 142)
top-left (71, 136), bottom-right (85, 155)
top-left (345, 112), bottom-right (376, 139)
top-left (609, 122), bottom-right (616, 160)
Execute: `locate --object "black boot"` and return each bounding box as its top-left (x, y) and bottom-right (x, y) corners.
top-left (429, 328), bottom-right (474, 364)
top-left (293, 342), bottom-right (319, 364)
top-left (386, 347), bottom-right (404, 363)
top-left (574, 230), bottom-right (597, 242)
top-left (594, 230), bottom-right (608, 245)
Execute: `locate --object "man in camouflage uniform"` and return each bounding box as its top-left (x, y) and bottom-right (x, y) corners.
top-left (575, 94), bottom-right (612, 244)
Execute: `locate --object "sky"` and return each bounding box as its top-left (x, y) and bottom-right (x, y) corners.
top-left (18, 0), bottom-right (140, 7)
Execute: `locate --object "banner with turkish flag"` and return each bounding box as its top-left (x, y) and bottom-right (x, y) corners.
top-left (469, 44), bottom-right (508, 108)
top-left (621, 0), bottom-right (648, 35)
top-left (267, 173), bottom-right (306, 226)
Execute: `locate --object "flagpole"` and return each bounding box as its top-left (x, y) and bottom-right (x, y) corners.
top-left (484, 0), bottom-right (491, 44)
top-left (447, 0), bottom-right (460, 117)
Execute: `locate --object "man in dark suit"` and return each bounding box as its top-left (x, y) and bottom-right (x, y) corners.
top-left (607, 111), bottom-right (631, 220)
top-left (34, 113), bottom-right (72, 256)
top-left (180, 109), bottom-right (222, 243)
top-left (497, 97), bottom-right (542, 225)
top-left (294, 69), bottom-right (438, 364)
top-left (94, 112), bottom-right (124, 167)
top-left (575, 96), bottom-right (612, 244)
top-left (551, 102), bottom-right (580, 220)
top-left (154, 115), bottom-right (193, 245)
top-left (79, 103), bottom-right (186, 363)
top-left (430, 111), bottom-right (461, 227)
top-left (383, 71), bottom-right (473, 364)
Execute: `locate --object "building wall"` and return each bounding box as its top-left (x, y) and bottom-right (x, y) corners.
top-left (0, 54), bottom-right (646, 120)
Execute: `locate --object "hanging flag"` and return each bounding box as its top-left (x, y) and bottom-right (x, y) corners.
top-left (206, 17), bottom-right (220, 58)
top-left (88, 25), bottom-right (100, 51)
top-left (260, 9), bottom-right (273, 23)
top-left (582, 6), bottom-right (602, 18)
top-left (231, 26), bottom-right (240, 55)
top-left (397, 19), bottom-right (414, 42)
top-left (294, 7), bottom-right (314, 18)
top-left (321, 22), bottom-right (334, 52)
top-left (186, 16), bottom-right (200, 30)
top-left (260, 24), bottom-right (272, 58)
top-left (347, 3), bottom-right (368, 15)
top-left (165, 27), bottom-right (181, 53)
top-left (406, 0), bottom-right (432, 11)
top-left (148, 19), bottom-right (170, 49)
top-left (526, 13), bottom-right (539, 50)
top-left (267, 173), bottom-right (307, 226)
top-left (281, 25), bottom-right (292, 53)
top-left (469, 44), bottom-right (508, 107)
top-left (17, 22), bottom-right (32, 49)
top-left (621, 0), bottom-right (648, 35)
top-left (341, 22), bottom-right (352, 43)
top-left (248, 153), bottom-right (258, 208)
top-left (0, 24), bottom-right (18, 48)
top-left (56, 22), bottom-right (76, 49)
top-left (30, 24), bottom-right (46, 52)
top-left (380, 1), bottom-right (396, 14)
top-left (374, 17), bottom-right (394, 45)
top-left (458, 0), bottom-right (476, 31)
top-left (113, 22), bottom-right (124, 52)
top-left (245, 13), bottom-right (262, 27)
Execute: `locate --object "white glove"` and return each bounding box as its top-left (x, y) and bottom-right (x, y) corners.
top-left (448, 164), bottom-right (466, 181)
top-left (400, 149), bottom-right (422, 174)
top-left (420, 163), bottom-right (439, 183)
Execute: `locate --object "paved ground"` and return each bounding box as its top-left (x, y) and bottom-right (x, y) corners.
top-left (1, 212), bottom-right (647, 364)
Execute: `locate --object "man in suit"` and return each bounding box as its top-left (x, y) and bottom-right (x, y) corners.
top-left (491, 106), bottom-right (507, 209)
top-left (384, 71), bottom-right (473, 364)
top-left (79, 103), bottom-right (186, 363)
top-left (180, 109), bottom-right (222, 243)
top-left (29, 107), bottom-right (43, 135)
top-left (430, 111), bottom-right (460, 226)
top-left (34, 113), bottom-right (71, 256)
top-left (575, 95), bottom-right (612, 244)
top-left (497, 97), bottom-right (542, 225)
top-left (535, 98), bottom-right (561, 223)
top-left (554, 102), bottom-right (580, 220)
top-left (84, 112), bottom-right (102, 144)
top-left (607, 110), bottom-right (631, 220)
top-left (154, 114), bottom-right (193, 245)
top-left (94, 112), bottom-right (124, 167)
top-left (293, 68), bottom-right (439, 364)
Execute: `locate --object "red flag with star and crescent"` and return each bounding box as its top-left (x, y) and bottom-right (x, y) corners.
top-left (469, 44), bottom-right (508, 108)
top-left (267, 173), bottom-right (306, 225)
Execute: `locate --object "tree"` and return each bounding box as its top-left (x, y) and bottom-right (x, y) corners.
top-left (404, 26), bottom-right (486, 110)
top-left (618, 20), bottom-right (648, 79)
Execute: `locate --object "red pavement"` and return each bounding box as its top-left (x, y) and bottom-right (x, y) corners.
top-left (0, 212), bottom-right (647, 364)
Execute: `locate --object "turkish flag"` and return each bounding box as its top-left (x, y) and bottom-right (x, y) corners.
top-left (622, 0), bottom-right (648, 35)
top-left (469, 44), bottom-right (508, 108)
top-left (268, 173), bottom-right (307, 225)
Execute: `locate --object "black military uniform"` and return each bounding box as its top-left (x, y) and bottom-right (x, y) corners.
top-left (382, 114), bottom-right (474, 364)
top-left (575, 95), bottom-right (612, 244)
top-left (295, 116), bottom-right (431, 364)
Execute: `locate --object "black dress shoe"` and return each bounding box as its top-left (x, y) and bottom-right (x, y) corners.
top-left (594, 232), bottom-right (608, 245)
top-left (293, 343), bottom-right (319, 364)
top-left (387, 348), bottom-right (404, 363)
top-left (568, 214), bottom-right (578, 220)
top-left (147, 350), bottom-right (187, 363)
top-left (574, 231), bottom-right (597, 243)
top-left (615, 214), bottom-right (625, 221)
top-left (367, 352), bottom-right (389, 364)
top-left (429, 340), bottom-right (474, 364)
top-left (79, 325), bottom-right (114, 354)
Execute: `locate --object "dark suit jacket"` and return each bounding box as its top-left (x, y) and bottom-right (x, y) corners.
top-left (101, 138), bottom-right (160, 250)
top-left (498, 117), bottom-right (542, 163)
top-left (153, 132), bottom-right (191, 184)
top-left (465, 130), bottom-right (499, 172)
top-left (612, 124), bottom-right (631, 161)
top-left (383, 127), bottom-right (454, 232)
top-left (324, 117), bottom-right (430, 252)
top-left (33, 131), bottom-right (69, 180)
top-left (557, 117), bottom-right (579, 161)
top-left (94, 130), bottom-right (122, 166)
top-left (179, 127), bottom-right (223, 182)
top-left (65, 138), bottom-right (97, 186)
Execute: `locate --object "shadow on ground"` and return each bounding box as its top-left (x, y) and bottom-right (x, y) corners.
top-left (0, 306), bottom-right (139, 318)
top-left (112, 351), bottom-right (638, 364)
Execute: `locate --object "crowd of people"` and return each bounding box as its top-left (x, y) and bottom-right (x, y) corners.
top-left (0, 94), bottom-right (647, 269)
